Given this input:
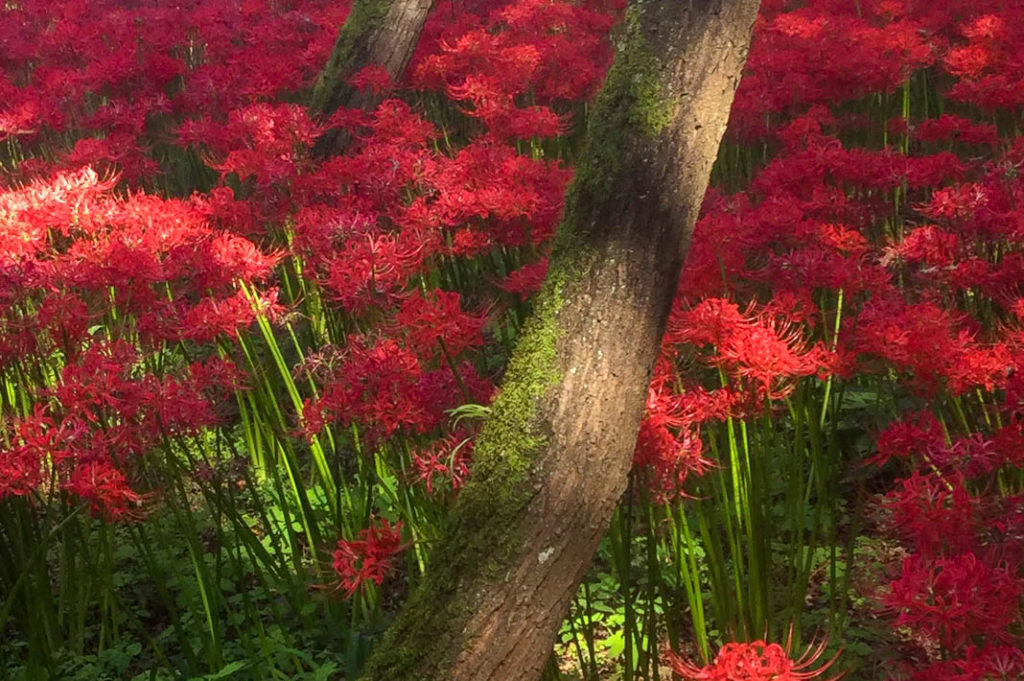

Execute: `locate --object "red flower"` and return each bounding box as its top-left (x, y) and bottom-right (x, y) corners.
top-left (666, 632), bottom-right (842, 681)
top-left (411, 432), bottom-right (473, 494)
top-left (886, 552), bottom-right (1022, 650)
top-left (672, 299), bottom-right (831, 402)
top-left (0, 438), bottom-right (44, 502)
top-left (884, 472), bottom-right (979, 557)
top-left (331, 519), bottom-right (405, 598)
top-left (395, 289), bottom-right (485, 358)
top-left (497, 258), bottom-right (548, 301)
top-left (65, 460), bottom-right (143, 521)
top-left (349, 65), bottom-right (394, 95)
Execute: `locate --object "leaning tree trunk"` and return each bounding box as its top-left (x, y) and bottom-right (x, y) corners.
top-left (308, 0), bottom-right (433, 152)
top-left (364, 1), bottom-right (761, 679)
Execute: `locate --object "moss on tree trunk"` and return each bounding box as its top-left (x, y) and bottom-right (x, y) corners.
top-left (363, 1), bottom-right (762, 679)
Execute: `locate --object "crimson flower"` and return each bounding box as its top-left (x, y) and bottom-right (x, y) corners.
top-left (349, 64), bottom-right (393, 95)
top-left (331, 519), bottom-right (405, 598)
top-left (65, 461), bottom-right (143, 521)
top-left (666, 632), bottom-right (842, 681)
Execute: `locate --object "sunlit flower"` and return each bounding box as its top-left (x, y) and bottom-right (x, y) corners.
top-left (666, 631), bottom-right (842, 681)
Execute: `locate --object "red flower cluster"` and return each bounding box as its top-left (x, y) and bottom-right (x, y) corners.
top-left (301, 336), bottom-right (486, 447)
top-left (666, 635), bottom-right (841, 681)
top-left (331, 518), bottom-right (404, 597)
top-left (411, 0), bottom-right (620, 139)
top-left (2, 0), bottom-right (613, 526)
top-left (0, 166), bottom-right (265, 518)
top-left (0, 0), bottom-right (349, 183)
top-left (410, 431), bottom-right (473, 494)
top-left (730, 0), bottom-right (1024, 141)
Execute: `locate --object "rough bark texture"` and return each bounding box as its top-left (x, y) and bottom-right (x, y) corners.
top-left (308, 0), bottom-right (432, 151)
top-left (363, 1), bottom-right (761, 679)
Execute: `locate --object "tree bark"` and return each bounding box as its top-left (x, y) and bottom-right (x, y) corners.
top-left (364, 1), bottom-right (761, 679)
top-left (308, 0), bottom-right (433, 152)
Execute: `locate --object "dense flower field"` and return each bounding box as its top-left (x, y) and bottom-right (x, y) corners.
top-left (1, 0), bottom-right (1022, 679)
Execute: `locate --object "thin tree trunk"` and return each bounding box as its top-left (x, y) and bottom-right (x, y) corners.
top-left (309, 0), bottom-right (433, 152)
top-left (364, 1), bottom-right (760, 679)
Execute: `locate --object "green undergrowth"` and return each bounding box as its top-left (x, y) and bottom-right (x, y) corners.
top-left (1, 482), bottom-right (353, 681)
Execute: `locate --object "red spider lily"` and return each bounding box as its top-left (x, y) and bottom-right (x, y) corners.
top-left (665, 630), bottom-right (843, 681)
top-left (395, 290), bottom-right (485, 358)
top-left (331, 519), bottom-right (405, 598)
top-left (888, 225), bottom-right (961, 269)
top-left (182, 288), bottom-right (284, 343)
top-left (303, 337), bottom-right (437, 445)
top-left (633, 418), bottom-right (709, 501)
top-left (0, 0), bottom-right (351, 180)
top-left (632, 375), bottom-right (719, 499)
top-left (899, 645), bottom-right (1024, 681)
top-left (884, 472), bottom-right (980, 558)
top-left (864, 410), bottom-right (946, 469)
top-left (886, 552), bottom-right (1022, 651)
top-left (325, 232), bottom-right (430, 314)
top-left (991, 423), bottom-right (1024, 469)
top-left (0, 442), bottom-right (44, 501)
top-left (411, 0), bottom-right (616, 138)
top-left (431, 140), bottom-right (571, 246)
top-left (5, 0), bottom-right (1024, 669)
top-left (851, 300), bottom-right (992, 396)
top-left (497, 258), bottom-right (549, 301)
top-left (670, 298), bottom-right (832, 402)
top-left (410, 432), bottom-right (473, 495)
top-left (64, 460), bottom-right (144, 521)
top-left (914, 115), bottom-right (999, 148)
top-left (349, 64), bottom-right (394, 96)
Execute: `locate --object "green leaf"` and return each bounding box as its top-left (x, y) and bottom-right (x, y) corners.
top-left (601, 632), bottom-right (625, 659)
top-left (189, 660), bottom-right (247, 680)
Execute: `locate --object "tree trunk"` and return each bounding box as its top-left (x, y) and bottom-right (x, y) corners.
top-left (364, 1), bottom-right (761, 679)
top-left (309, 0), bottom-right (433, 152)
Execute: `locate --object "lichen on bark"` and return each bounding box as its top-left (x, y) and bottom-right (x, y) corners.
top-left (564, 2), bottom-right (672, 222)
